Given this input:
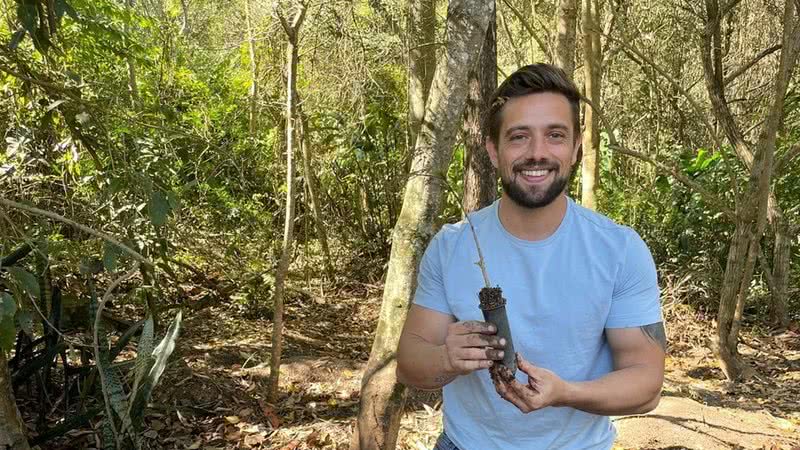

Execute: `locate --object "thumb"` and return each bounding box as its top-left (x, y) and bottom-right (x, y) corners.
top-left (515, 352), bottom-right (537, 374)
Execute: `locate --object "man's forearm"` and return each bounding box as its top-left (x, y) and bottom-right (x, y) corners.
top-left (396, 336), bottom-right (457, 390)
top-left (558, 364), bottom-right (663, 415)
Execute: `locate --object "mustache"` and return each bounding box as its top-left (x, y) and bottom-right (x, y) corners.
top-left (512, 159), bottom-right (558, 172)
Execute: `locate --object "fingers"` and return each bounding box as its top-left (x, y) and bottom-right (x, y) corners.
top-left (495, 379), bottom-right (532, 413)
top-left (454, 320), bottom-right (497, 335)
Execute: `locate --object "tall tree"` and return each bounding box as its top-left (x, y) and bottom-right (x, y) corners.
top-left (462, 3), bottom-right (497, 213)
top-left (580, 0), bottom-right (601, 209)
top-left (351, 0), bottom-right (494, 448)
top-left (125, 0), bottom-right (140, 105)
top-left (553, 0), bottom-right (580, 77)
top-left (407, 0), bottom-right (437, 149)
top-left (699, 0), bottom-right (800, 380)
top-left (268, 0), bottom-right (307, 402)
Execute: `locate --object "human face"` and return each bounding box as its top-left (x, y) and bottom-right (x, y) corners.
top-left (486, 92), bottom-right (580, 209)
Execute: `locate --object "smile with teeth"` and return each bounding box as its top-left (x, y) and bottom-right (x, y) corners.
top-left (520, 169), bottom-right (551, 177)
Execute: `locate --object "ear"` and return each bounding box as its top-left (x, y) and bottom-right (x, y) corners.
top-left (486, 138), bottom-right (499, 169)
top-left (571, 134), bottom-right (582, 166)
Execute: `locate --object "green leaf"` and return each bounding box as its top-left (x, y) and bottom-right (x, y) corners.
top-left (0, 314), bottom-right (14, 353)
top-left (6, 267), bottom-right (39, 300)
top-left (147, 191), bottom-right (170, 227)
top-left (0, 293), bottom-right (17, 352)
top-left (103, 242), bottom-right (122, 272)
top-left (130, 311), bottom-right (182, 429)
top-left (0, 292), bottom-right (16, 318)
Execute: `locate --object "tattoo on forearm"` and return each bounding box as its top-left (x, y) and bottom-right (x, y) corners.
top-left (639, 322), bottom-right (667, 352)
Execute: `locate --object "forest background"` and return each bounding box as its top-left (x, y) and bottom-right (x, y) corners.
top-left (0, 0), bottom-right (799, 449)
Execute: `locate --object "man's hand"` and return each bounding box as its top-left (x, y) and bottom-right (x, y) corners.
top-left (494, 353), bottom-right (568, 413)
top-left (442, 320), bottom-right (506, 376)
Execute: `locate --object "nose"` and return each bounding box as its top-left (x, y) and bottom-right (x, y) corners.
top-left (523, 133), bottom-right (548, 160)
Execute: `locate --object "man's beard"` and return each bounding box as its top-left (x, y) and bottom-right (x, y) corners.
top-left (501, 161), bottom-right (571, 209)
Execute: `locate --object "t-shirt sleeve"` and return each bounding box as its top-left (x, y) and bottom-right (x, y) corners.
top-left (413, 230), bottom-right (454, 315)
top-left (605, 228), bottom-right (662, 328)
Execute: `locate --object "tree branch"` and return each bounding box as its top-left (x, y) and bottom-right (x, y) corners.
top-left (775, 144), bottom-right (800, 176)
top-left (0, 198), bottom-right (153, 268)
top-left (499, 0), bottom-right (552, 61)
top-left (582, 96), bottom-right (735, 221)
top-left (723, 44), bottom-right (782, 86)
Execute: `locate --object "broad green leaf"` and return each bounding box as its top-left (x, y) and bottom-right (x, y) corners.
top-left (147, 191), bottom-right (170, 227)
top-left (0, 292), bottom-right (16, 317)
top-left (0, 293), bottom-right (17, 352)
top-left (6, 267), bottom-right (39, 300)
top-left (0, 314), bottom-right (14, 352)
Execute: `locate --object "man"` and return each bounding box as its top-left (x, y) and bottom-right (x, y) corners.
top-left (396, 64), bottom-right (666, 449)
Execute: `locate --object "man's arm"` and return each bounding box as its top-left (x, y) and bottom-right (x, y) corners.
top-left (558, 322), bottom-right (666, 414)
top-left (496, 322), bottom-right (665, 415)
top-left (396, 305), bottom-right (505, 390)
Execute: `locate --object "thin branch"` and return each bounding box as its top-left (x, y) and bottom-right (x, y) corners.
top-left (775, 144), bottom-right (800, 176)
top-left (600, 30), bottom-right (722, 151)
top-left (724, 45), bottom-right (782, 86)
top-left (582, 96), bottom-right (735, 221)
top-left (0, 198), bottom-right (153, 269)
top-left (499, 0), bottom-right (551, 61)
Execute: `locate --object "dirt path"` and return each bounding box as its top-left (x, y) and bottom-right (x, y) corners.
top-left (139, 289), bottom-right (799, 450)
top-left (613, 396), bottom-right (798, 449)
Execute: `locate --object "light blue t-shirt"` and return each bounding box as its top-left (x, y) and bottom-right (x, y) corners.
top-left (413, 197), bottom-right (662, 450)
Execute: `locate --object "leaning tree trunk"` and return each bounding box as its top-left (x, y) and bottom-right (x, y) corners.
top-left (268, 3), bottom-right (307, 402)
top-left (462, 2), bottom-right (497, 214)
top-left (351, 1), bottom-right (494, 448)
top-left (580, 0), bottom-right (601, 209)
top-left (0, 351), bottom-right (30, 450)
top-left (553, 0), bottom-right (580, 78)
top-left (703, 0), bottom-right (800, 380)
top-left (407, 0), bottom-right (437, 150)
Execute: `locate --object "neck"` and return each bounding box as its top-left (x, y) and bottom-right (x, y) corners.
top-left (497, 193), bottom-right (568, 241)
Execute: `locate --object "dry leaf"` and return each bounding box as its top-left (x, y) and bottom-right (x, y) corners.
top-left (225, 416), bottom-right (241, 424)
top-left (151, 419), bottom-right (165, 431)
top-left (279, 440), bottom-right (300, 450)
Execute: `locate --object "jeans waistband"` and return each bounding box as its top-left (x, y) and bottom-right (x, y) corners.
top-left (433, 432), bottom-right (460, 450)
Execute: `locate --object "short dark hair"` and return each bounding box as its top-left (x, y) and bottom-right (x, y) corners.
top-left (483, 63), bottom-right (581, 145)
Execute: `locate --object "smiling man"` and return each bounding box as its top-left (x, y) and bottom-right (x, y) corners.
top-left (396, 64), bottom-right (666, 449)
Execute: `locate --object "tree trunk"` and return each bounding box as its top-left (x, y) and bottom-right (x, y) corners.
top-left (407, 0), bottom-right (437, 150)
top-left (703, 0), bottom-right (800, 380)
top-left (269, 3), bottom-right (307, 402)
top-left (462, 3), bottom-right (497, 214)
top-left (767, 196), bottom-right (790, 328)
top-left (245, 0), bottom-right (258, 135)
top-left (0, 351), bottom-right (30, 450)
top-left (298, 105), bottom-right (335, 280)
top-left (553, 0), bottom-right (580, 78)
top-left (179, 0), bottom-right (189, 35)
top-left (580, 0), bottom-right (600, 209)
top-left (351, 0), bottom-right (494, 448)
